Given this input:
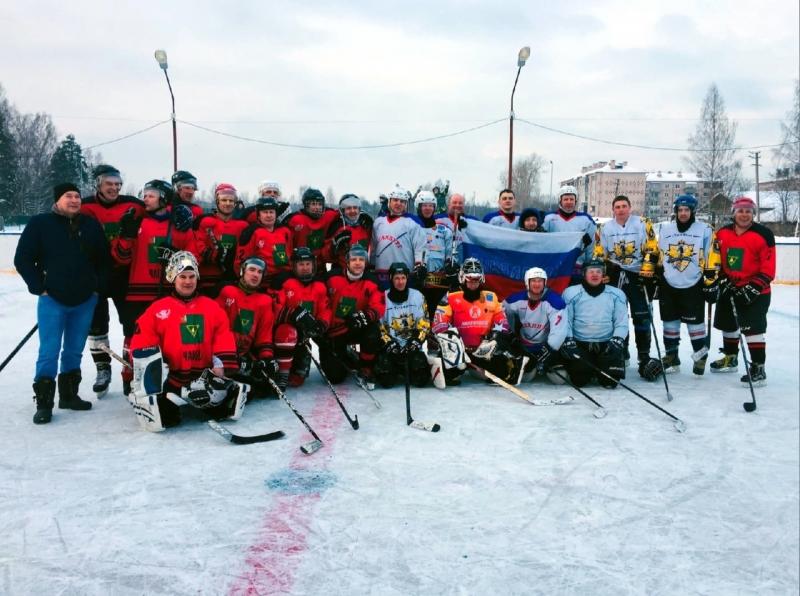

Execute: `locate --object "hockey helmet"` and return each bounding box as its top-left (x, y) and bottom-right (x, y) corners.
top-left (165, 251), bottom-right (199, 283)
top-left (388, 262), bottom-right (411, 278)
top-left (731, 196), bottom-right (757, 213)
top-left (302, 187), bottom-right (325, 208)
top-left (388, 186), bottom-right (410, 201)
top-left (258, 180), bottom-right (281, 197)
top-left (171, 170), bottom-right (198, 190)
top-left (142, 179), bottom-right (174, 207)
top-left (93, 164), bottom-right (122, 186)
top-left (558, 185), bottom-right (578, 202)
top-left (673, 194), bottom-right (697, 213)
top-left (291, 247), bottom-right (316, 282)
top-left (582, 258), bottom-right (606, 274)
top-left (347, 244), bottom-right (369, 262)
top-left (524, 267), bottom-right (547, 286)
top-left (239, 255), bottom-right (266, 279)
top-left (255, 196), bottom-right (279, 211)
top-left (416, 190), bottom-right (437, 210)
top-left (214, 183), bottom-right (237, 198)
top-left (459, 257), bottom-right (485, 285)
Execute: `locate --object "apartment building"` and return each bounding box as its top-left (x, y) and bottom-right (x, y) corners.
top-left (645, 171), bottom-right (715, 220)
top-left (561, 160), bottom-right (646, 218)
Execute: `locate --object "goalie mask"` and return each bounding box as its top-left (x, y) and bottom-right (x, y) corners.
top-left (165, 251), bottom-right (199, 283)
top-left (458, 257), bottom-right (485, 285)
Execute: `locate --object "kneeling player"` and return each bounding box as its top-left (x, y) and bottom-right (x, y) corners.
top-left (432, 258), bottom-right (520, 385)
top-left (502, 267), bottom-right (568, 383)
top-left (129, 251), bottom-right (244, 431)
top-left (560, 259), bottom-right (631, 388)
top-left (375, 263), bottom-right (431, 388)
top-left (216, 256), bottom-right (279, 397)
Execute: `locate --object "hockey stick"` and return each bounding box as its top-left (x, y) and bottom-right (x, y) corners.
top-left (404, 357), bottom-right (440, 432)
top-left (576, 357), bottom-right (686, 432)
top-left (304, 343), bottom-right (359, 430)
top-left (348, 368), bottom-right (382, 409)
top-left (548, 367), bottom-right (607, 418)
top-left (641, 285), bottom-right (675, 401)
top-left (101, 346), bottom-right (288, 444)
top-left (467, 362), bottom-right (574, 406)
top-left (0, 324), bottom-right (37, 374)
top-left (263, 376), bottom-right (324, 454)
top-left (729, 295), bottom-right (758, 413)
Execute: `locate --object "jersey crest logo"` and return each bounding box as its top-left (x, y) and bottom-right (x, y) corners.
top-left (666, 240), bottom-right (695, 272)
top-left (390, 313), bottom-right (414, 339)
top-left (726, 247), bottom-right (744, 271)
top-left (234, 308), bottom-right (254, 334)
top-left (613, 240), bottom-right (637, 265)
top-left (155, 308), bottom-right (171, 320)
top-left (273, 243), bottom-right (288, 265)
top-left (469, 305), bottom-right (482, 319)
top-left (286, 290), bottom-right (294, 299)
top-left (180, 314), bottom-right (205, 345)
top-left (335, 296), bottom-right (358, 319)
top-left (225, 298), bottom-right (235, 307)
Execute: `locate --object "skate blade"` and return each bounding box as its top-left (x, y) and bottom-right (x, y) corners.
top-left (710, 367), bottom-right (738, 373)
top-left (663, 366), bottom-right (680, 375)
top-left (741, 380), bottom-right (767, 388)
top-left (94, 388), bottom-right (109, 399)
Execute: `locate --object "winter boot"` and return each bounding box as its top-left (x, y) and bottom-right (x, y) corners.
top-left (32, 378), bottom-right (56, 424)
top-left (92, 363), bottom-right (112, 396)
top-left (57, 370), bottom-right (92, 411)
top-left (710, 352), bottom-right (738, 373)
top-left (661, 352), bottom-right (681, 374)
top-left (740, 363), bottom-right (767, 387)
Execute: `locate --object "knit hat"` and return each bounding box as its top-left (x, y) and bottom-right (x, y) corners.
top-left (731, 196), bottom-right (756, 212)
top-left (53, 182), bottom-right (81, 202)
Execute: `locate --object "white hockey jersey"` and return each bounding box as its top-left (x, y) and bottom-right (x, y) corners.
top-left (381, 288), bottom-right (429, 346)
top-left (562, 284), bottom-right (629, 342)
top-left (658, 220), bottom-right (712, 289)
top-left (502, 289), bottom-right (568, 352)
top-left (371, 215), bottom-right (425, 272)
top-left (600, 216), bottom-right (647, 273)
top-left (542, 210), bottom-right (596, 263)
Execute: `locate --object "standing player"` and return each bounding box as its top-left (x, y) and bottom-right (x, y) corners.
top-left (321, 246), bottom-right (386, 383)
top-left (599, 195), bottom-right (663, 381)
top-left (411, 190), bottom-right (456, 317)
top-left (171, 170), bottom-right (204, 219)
top-left (284, 187), bottom-right (339, 266)
top-left (560, 259), bottom-right (630, 388)
top-left (432, 258), bottom-right (519, 385)
top-left (236, 197), bottom-right (293, 289)
top-left (710, 196), bottom-right (775, 386)
top-left (656, 194), bottom-right (713, 375)
top-left (323, 193), bottom-right (373, 270)
top-left (129, 251), bottom-right (242, 430)
top-left (371, 186), bottom-right (426, 290)
top-left (502, 267), bottom-right (568, 383)
top-left (375, 262), bottom-right (431, 388)
top-left (542, 185), bottom-right (596, 280)
top-left (482, 188), bottom-right (520, 228)
top-left (196, 183), bottom-right (249, 297)
top-left (519, 208), bottom-right (543, 232)
top-left (81, 164), bottom-right (145, 395)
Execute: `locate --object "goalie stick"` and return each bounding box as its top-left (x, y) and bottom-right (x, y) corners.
top-left (467, 362), bottom-right (574, 406)
top-left (405, 358), bottom-right (440, 432)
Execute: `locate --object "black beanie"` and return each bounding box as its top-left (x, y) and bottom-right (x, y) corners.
top-left (53, 183), bottom-right (81, 202)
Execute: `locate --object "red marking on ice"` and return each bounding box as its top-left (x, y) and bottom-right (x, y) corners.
top-left (228, 389), bottom-right (348, 596)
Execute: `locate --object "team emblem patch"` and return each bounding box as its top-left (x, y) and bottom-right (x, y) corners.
top-left (613, 240), bottom-right (637, 266)
top-left (155, 309), bottom-right (171, 320)
top-left (469, 305), bottom-right (482, 319)
top-left (234, 308), bottom-right (254, 334)
top-left (336, 296), bottom-right (357, 318)
top-left (180, 314), bottom-right (205, 344)
top-left (726, 247), bottom-right (744, 271)
top-left (666, 240), bottom-right (696, 272)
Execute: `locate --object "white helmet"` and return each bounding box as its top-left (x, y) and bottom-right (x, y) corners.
top-left (558, 185), bottom-right (577, 201)
top-left (258, 180), bottom-right (281, 196)
top-left (165, 251), bottom-right (199, 283)
top-left (388, 185), bottom-right (410, 201)
top-left (416, 190), bottom-right (437, 205)
top-left (524, 267), bottom-right (547, 287)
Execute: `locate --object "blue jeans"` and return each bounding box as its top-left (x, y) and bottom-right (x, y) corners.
top-left (35, 294), bottom-right (98, 380)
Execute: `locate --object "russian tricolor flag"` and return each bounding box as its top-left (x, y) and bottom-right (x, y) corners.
top-left (460, 221), bottom-right (583, 299)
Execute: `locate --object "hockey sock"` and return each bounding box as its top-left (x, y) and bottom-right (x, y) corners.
top-left (745, 334), bottom-right (766, 364)
top-left (722, 331), bottom-right (740, 355)
top-left (688, 323), bottom-right (707, 353)
top-left (634, 330), bottom-right (651, 360)
top-left (663, 320), bottom-right (680, 354)
top-left (88, 333), bottom-right (111, 364)
top-left (121, 336), bottom-right (133, 383)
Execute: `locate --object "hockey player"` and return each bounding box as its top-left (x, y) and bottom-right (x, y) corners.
top-left (598, 195), bottom-right (663, 381)
top-left (171, 170), bottom-right (204, 219)
top-left (216, 256), bottom-right (278, 397)
top-left (502, 267), bottom-right (568, 383)
top-left (432, 258), bottom-right (519, 385)
top-left (271, 247), bottom-right (331, 388)
top-left (371, 186), bottom-right (426, 290)
top-left (195, 183), bottom-right (249, 297)
top-left (411, 190), bottom-right (457, 317)
top-left (236, 197), bottom-right (293, 289)
top-left (434, 192), bottom-right (477, 264)
top-left (519, 208), bottom-right (543, 232)
top-left (560, 259), bottom-right (629, 388)
top-left (16, 183), bottom-right (110, 424)
top-left (482, 188), bottom-right (520, 228)
top-left (321, 245), bottom-right (385, 383)
top-left (111, 180), bottom-right (198, 394)
top-left (709, 196), bottom-right (775, 386)
top-left (80, 164), bottom-right (145, 395)
top-left (284, 187), bottom-right (339, 265)
top-left (323, 193), bottom-right (373, 270)
top-left (375, 262), bottom-right (431, 388)
top-left (656, 195), bottom-right (713, 375)
top-left (542, 185), bottom-right (596, 279)
top-left (129, 251), bottom-right (242, 430)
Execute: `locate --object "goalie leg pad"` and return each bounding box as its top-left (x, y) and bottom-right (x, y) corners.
top-left (436, 330), bottom-right (467, 371)
top-left (132, 346), bottom-right (164, 397)
top-left (427, 354), bottom-right (446, 390)
top-left (130, 391), bottom-right (165, 432)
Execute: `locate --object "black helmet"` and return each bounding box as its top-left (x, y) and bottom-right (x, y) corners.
top-left (582, 258), bottom-right (606, 273)
top-left (388, 262), bottom-right (411, 278)
top-left (256, 197), bottom-right (279, 211)
top-left (291, 247), bottom-right (316, 282)
top-left (171, 170), bottom-right (197, 189)
top-left (143, 179), bottom-right (174, 207)
top-left (93, 164), bottom-right (121, 186)
top-left (302, 187), bottom-right (325, 208)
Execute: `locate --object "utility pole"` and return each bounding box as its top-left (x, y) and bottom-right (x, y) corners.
top-left (750, 151), bottom-right (761, 222)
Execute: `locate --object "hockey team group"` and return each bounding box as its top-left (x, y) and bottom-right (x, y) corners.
top-left (13, 165), bottom-right (775, 433)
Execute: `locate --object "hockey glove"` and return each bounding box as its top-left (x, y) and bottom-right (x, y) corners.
top-left (536, 344), bottom-right (558, 373)
top-left (385, 339), bottom-right (404, 356)
top-left (581, 233), bottom-right (593, 249)
top-left (413, 263), bottom-right (428, 285)
top-left (638, 357), bottom-right (663, 382)
top-left (216, 244), bottom-right (235, 273)
top-left (356, 212), bottom-right (374, 228)
top-left (702, 279), bottom-right (720, 304)
top-left (733, 282), bottom-right (761, 306)
top-left (292, 307), bottom-right (325, 339)
top-left (402, 338), bottom-right (423, 355)
top-left (560, 338), bottom-right (581, 361)
top-left (172, 204), bottom-right (194, 232)
top-left (119, 208), bottom-right (141, 239)
top-left (456, 216), bottom-right (468, 230)
top-left (346, 310), bottom-right (370, 332)
top-left (332, 229), bottom-right (352, 253)
top-left (604, 336), bottom-right (626, 360)
top-left (252, 358), bottom-right (279, 382)
top-left (472, 336), bottom-right (498, 361)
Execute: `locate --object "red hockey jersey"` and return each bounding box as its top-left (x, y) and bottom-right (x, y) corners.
top-left (717, 222), bottom-right (776, 294)
top-left (216, 284), bottom-right (275, 359)
top-left (285, 208), bottom-right (339, 263)
top-left (326, 272), bottom-right (385, 337)
top-left (236, 224), bottom-right (293, 285)
top-left (273, 275), bottom-right (332, 328)
top-left (196, 214), bottom-right (249, 290)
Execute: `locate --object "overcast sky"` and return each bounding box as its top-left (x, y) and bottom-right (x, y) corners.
top-left (1, 0), bottom-right (797, 204)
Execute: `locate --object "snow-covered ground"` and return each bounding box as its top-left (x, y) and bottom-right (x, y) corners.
top-left (0, 255), bottom-right (797, 595)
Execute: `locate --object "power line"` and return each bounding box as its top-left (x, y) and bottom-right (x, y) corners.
top-left (517, 118), bottom-right (789, 152)
top-left (84, 120), bottom-right (170, 150)
top-left (178, 118), bottom-right (506, 150)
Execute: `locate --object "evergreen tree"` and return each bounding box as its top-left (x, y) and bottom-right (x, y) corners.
top-left (0, 86), bottom-right (18, 218)
top-left (50, 134), bottom-right (91, 195)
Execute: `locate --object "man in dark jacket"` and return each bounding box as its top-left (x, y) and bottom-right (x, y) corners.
top-left (14, 183), bottom-right (110, 425)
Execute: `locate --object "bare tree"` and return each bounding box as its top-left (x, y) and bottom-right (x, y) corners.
top-left (774, 80), bottom-right (800, 169)
top-left (12, 111), bottom-right (57, 214)
top-left (684, 83), bottom-right (743, 222)
top-left (498, 152), bottom-right (547, 209)
top-left (773, 167), bottom-right (799, 224)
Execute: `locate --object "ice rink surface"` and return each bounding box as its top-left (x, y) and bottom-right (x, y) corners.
top-left (0, 263), bottom-right (797, 595)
